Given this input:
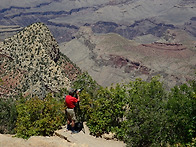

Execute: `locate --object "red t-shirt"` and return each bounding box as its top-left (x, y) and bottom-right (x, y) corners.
top-left (65, 95), bottom-right (78, 109)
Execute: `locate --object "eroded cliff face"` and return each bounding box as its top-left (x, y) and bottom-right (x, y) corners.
top-left (60, 26), bottom-right (196, 88)
top-left (0, 23), bottom-right (80, 98)
top-left (0, 0), bottom-right (195, 43)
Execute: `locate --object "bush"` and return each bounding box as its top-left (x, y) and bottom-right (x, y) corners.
top-left (87, 84), bottom-right (127, 136)
top-left (0, 96), bottom-right (17, 134)
top-left (80, 77), bottom-right (196, 146)
top-left (121, 77), bottom-right (167, 147)
top-left (165, 81), bottom-right (196, 145)
top-left (71, 72), bottom-right (101, 122)
top-left (77, 90), bottom-right (94, 121)
top-left (15, 94), bottom-right (65, 139)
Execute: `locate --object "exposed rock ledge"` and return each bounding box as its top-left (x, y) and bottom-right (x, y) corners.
top-left (0, 124), bottom-right (125, 147)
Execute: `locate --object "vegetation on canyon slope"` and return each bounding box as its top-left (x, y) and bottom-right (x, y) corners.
top-left (0, 73), bottom-right (195, 146)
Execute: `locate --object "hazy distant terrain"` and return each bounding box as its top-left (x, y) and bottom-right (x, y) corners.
top-left (0, 0), bottom-right (196, 88)
top-left (0, 0), bottom-right (195, 43)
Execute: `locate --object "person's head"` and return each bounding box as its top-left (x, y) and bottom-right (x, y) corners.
top-left (69, 89), bottom-right (75, 96)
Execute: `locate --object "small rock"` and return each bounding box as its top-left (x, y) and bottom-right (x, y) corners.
top-left (102, 132), bottom-right (115, 140)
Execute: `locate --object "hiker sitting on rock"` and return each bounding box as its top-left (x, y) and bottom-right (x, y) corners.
top-left (65, 89), bottom-right (80, 133)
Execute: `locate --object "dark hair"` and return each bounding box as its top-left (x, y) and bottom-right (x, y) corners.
top-left (69, 89), bottom-right (75, 96)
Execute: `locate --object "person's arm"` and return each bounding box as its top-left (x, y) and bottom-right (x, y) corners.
top-left (76, 90), bottom-right (80, 102)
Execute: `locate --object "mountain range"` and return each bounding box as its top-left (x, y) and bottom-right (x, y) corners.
top-left (0, 0), bottom-right (196, 96)
top-left (0, 0), bottom-right (195, 43)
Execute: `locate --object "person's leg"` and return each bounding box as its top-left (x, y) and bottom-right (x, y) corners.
top-left (66, 109), bottom-right (72, 130)
top-left (71, 120), bottom-right (75, 128)
top-left (66, 108), bottom-right (77, 133)
top-left (67, 120), bottom-right (71, 130)
top-left (69, 109), bottom-right (78, 133)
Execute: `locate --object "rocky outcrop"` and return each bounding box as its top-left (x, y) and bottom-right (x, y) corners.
top-left (138, 42), bottom-right (193, 58)
top-left (0, 22), bottom-right (80, 98)
top-left (0, 134), bottom-right (78, 147)
top-left (142, 42), bottom-right (186, 51)
top-left (0, 123), bottom-right (125, 147)
top-left (97, 54), bottom-right (151, 75)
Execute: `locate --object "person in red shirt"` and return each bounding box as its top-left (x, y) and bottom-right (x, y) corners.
top-left (65, 89), bottom-right (80, 133)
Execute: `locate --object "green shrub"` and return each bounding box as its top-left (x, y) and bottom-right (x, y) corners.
top-left (165, 81), bottom-right (196, 145)
top-left (71, 72), bottom-right (101, 122)
top-left (87, 84), bottom-right (127, 136)
top-left (0, 96), bottom-right (17, 134)
top-left (82, 77), bottom-right (195, 146)
top-left (120, 77), bottom-right (167, 147)
top-left (15, 94), bottom-right (64, 139)
top-left (77, 90), bottom-right (94, 121)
